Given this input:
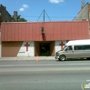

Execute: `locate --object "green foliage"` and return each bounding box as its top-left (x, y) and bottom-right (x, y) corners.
top-left (11, 15), bottom-right (27, 22)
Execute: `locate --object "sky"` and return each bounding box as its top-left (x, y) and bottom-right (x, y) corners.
top-left (0, 0), bottom-right (90, 22)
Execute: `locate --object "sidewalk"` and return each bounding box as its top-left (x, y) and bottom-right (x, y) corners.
top-left (0, 56), bottom-right (55, 61)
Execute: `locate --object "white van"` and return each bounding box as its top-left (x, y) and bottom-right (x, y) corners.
top-left (55, 39), bottom-right (90, 61)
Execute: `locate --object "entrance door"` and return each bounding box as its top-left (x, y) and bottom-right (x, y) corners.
top-left (40, 43), bottom-right (50, 56)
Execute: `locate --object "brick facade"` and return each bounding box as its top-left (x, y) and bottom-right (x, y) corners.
top-left (0, 4), bottom-right (11, 23)
top-left (73, 2), bottom-right (90, 37)
top-left (0, 4), bottom-right (12, 57)
top-left (78, 3), bottom-right (88, 20)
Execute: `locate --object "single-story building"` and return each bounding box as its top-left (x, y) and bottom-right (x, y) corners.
top-left (1, 21), bottom-right (89, 57)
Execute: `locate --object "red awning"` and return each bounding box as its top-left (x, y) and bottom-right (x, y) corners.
top-left (1, 21), bottom-right (89, 41)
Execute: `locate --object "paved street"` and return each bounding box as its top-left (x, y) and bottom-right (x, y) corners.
top-left (0, 59), bottom-right (90, 90)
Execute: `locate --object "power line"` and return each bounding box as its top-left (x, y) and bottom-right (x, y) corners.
top-left (21, 15), bottom-right (76, 18)
top-left (37, 10), bottom-right (51, 22)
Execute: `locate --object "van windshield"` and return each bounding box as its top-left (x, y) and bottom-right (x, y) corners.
top-left (61, 46), bottom-right (67, 51)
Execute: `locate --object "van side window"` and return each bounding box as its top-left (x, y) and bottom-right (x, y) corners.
top-left (74, 46), bottom-right (79, 50)
top-left (74, 45), bottom-right (90, 50)
top-left (84, 45), bottom-right (90, 50)
top-left (66, 46), bottom-right (72, 50)
top-left (74, 46), bottom-right (84, 50)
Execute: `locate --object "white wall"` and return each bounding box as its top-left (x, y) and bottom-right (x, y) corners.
top-left (17, 41), bottom-right (34, 56)
top-left (55, 41), bottom-right (67, 53)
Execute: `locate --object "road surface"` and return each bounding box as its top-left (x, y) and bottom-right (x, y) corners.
top-left (0, 60), bottom-right (90, 90)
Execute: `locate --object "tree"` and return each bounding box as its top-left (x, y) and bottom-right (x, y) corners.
top-left (11, 15), bottom-right (27, 22)
top-left (17, 15), bottom-right (27, 22)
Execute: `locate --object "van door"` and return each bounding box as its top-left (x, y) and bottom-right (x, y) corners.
top-left (64, 46), bottom-right (74, 58)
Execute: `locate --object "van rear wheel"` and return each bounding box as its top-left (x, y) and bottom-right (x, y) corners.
top-left (60, 55), bottom-right (66, 61)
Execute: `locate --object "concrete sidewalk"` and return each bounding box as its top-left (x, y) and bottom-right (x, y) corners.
top-left (0, 56), bottom-right (55, 61)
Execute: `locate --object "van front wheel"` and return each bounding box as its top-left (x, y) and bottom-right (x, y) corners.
top-left (87, 58), bottom-right (90, 60)
top-left (60, 55), bottom-right (66, 61)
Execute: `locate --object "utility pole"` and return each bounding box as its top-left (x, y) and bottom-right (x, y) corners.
top-left (37, 10), bottom-right (51, 22)
top-left (43, 10), bottom-right (45, 22)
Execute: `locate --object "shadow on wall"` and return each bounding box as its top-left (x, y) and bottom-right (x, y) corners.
top-left (42, 34), bottom-right (46, 41)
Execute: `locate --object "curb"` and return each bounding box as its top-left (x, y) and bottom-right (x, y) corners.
top-left (0, 56), bottom-right (55, 61)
